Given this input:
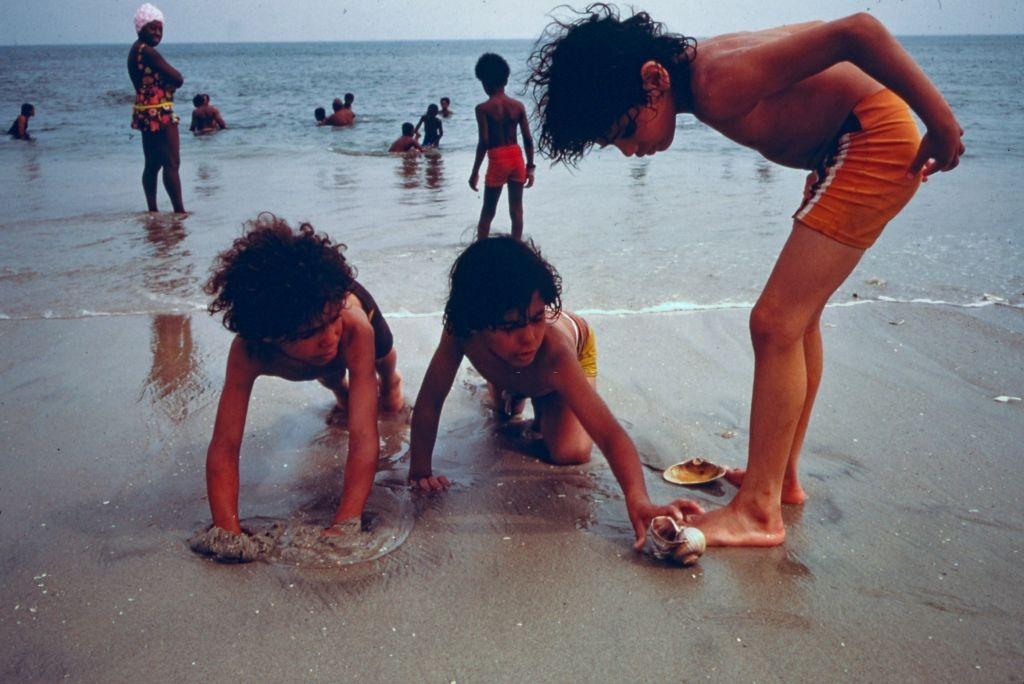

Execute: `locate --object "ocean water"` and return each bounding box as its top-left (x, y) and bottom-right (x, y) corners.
top-left (0, 37), bottom-right (1022, 320)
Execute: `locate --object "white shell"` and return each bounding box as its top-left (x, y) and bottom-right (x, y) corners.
top-left (647, 515), bottom-right (706, 566)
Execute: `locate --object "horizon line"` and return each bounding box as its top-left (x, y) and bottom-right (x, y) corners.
top-left (2, 32), bottom-right (1022, 48)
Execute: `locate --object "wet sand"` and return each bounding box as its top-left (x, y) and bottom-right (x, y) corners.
top-left (1, 302), bottom-right (1022, 680)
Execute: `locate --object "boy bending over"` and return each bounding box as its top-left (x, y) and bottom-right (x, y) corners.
top-left (469, 53), bottom-right (535, 240)
top-left (204, 215), bottom-right (404, 540)
top-left (408, 236), bottom-right (702, 549)
top-left (528, 6), bottom-right (964, 546)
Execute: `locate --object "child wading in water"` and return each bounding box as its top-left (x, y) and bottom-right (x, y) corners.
top-left (188, 93), bottom-right (227, 134)
top-left (8, 103), bottom-right (34, 140)
top-left (201, 215), bottom-right (404, 559)
top-left (469, 53), bottom-right (536, 240)
top-left (415, 103), bottom-right (444, 148)
top-left (528, 6), bottom-right (964, 547)
top-left (408, 237), bottom-right (703, 549)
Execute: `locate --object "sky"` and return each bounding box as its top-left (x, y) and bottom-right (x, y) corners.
top-left (1, 0), bottom-right (1022, 45)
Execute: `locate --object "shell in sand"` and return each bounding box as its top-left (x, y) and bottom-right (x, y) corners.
top-left (662, 458), bottom-right (727, 486)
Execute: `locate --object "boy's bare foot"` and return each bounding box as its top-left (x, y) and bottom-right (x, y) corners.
top-left (685, 501), bottom-right (786, 547)
top-left (725, 467), bottom-right (807, 505)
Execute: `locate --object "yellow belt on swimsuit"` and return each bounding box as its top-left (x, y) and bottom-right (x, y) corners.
top-left (133, 101), bottom-right (174, 110)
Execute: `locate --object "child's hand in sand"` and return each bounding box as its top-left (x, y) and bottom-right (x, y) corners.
top-left (626, 496), bottom-right (705, 551)
top-left (409, 473), bottom-right (452, 492)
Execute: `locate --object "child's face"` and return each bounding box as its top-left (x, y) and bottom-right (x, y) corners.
top-left (274, 305), bottom-right (344, 366)
top-left (482, 292), bottom-right (548, 368)
top-left (600, 98), bottom-right (676, 158)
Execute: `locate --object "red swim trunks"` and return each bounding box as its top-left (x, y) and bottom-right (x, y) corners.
top-left (793, 89), bottom-right (923, 249)
top-left (485, 143), bottom-right (527, 188)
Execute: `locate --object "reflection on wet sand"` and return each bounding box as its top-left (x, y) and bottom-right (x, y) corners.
top-left (142, 215), bottom-right (194, 297)
top-left (143, 314), bottom-right (205, 423)
top-left (396, 153), bottom-right (422, 193)
top-left (425, 153), bottom-right (445, 192)
top-left (193, 162), bottom-right (222, 199)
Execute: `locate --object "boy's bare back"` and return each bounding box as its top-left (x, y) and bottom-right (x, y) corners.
top-left (476, 94), bottom-right (527, 150)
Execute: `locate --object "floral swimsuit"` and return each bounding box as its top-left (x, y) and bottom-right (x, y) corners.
top-left (131, 43), bottom-right (178, 133)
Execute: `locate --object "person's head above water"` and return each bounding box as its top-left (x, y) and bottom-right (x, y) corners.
top-left (343, 93), bottom-right (355, 107)
top-left (526, 4), bottom-right (696, 165)
top-left (401, 122), bottom-right (415, 136)
top-left (332, 98), bottom-right (344, 112)
top-left (205, 213), bottom-right (356, 347)
top-left (192, 93), bottom-right (204, 107)
top-left (21, 103), bottom-right (34, 117)
top-left (440, 97), bottom-right (451, 107)
top-left (134, 3), bottom-right (164, 45)
top-left (444, 236), bottom-right (562, 339)
top-left (315, 107), bottom-right (326, 122)
top-left (474, 53), bottom-right (510, 94)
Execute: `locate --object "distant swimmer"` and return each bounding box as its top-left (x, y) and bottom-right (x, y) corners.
top-left (188, 93), bottom-right (227, 134)
top-left (201, 214), bottom-right (405, 557)
top-left (389, 122), bottom-right (422, 153)
top-left (319, 97), bottom-right (354, 127)
top-left (469, 53), bottom-right (535, 240)
top-left (7, 103), bottom-right (34, 140)
top-left (127, 3), bottom-right (186, 215)
top-left (415, 103), bottom-right (443, 148)
top-left (314, 106), bottom-right (326, 124)
top-left (439, 96), bottom-right (453, 118)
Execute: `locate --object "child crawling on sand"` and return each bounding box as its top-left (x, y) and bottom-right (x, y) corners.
top-left (408, 236), bottom-right (702, 548)
top-left (199, 214), bottom-right (404, 559)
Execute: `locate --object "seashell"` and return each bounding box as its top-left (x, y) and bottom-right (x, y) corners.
top-left (647, 515), bottom-right (706, 566)
top-left (663, 458), bottom-right (727, 486)
top-left (993, 395), bottom-right (1021, 403)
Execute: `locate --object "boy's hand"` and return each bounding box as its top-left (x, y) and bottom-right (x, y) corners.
top-left (410, 473), bottom-right (452, 492)
top-left (469, 172), bottom-right (479, 192)
top-left (525, 168), bottom-right (535, 188)
top-left (626, 495), bottom-right (705, 551)
top-left (908, 120), bottom-right (965, 180)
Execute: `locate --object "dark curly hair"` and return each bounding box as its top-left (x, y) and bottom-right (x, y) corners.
top-left (205, 213), bottom-right (356, 342)
top-left (527, 3), bottom-right (696, 165)
top-left (444, 236), bottom-right (562, 338)
top-left (475, 52), bottom-right (511, 91)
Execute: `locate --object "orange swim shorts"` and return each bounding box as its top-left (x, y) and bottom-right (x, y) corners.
top-left (793, 89), bottom-right (923, 250)
top-left (485, 143), bottom-right (527, 188)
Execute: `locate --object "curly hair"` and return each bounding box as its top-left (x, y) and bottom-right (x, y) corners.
top-left (527, 3), bottom-right (696, 165)
top-left (444, 236), bottom-right (562, 338)
top-left (475, 52), bottom-right (511, 90)
top-left (205, 213), bottom-right (356, 342)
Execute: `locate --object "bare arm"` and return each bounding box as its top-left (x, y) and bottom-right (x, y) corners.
top-left (705, 14), bottom-right (962, 175)
top-left (16, 116), bottom-right (29, 140)
top-left (550, 352), bottom-right (703, 548)
top-left (518, 105), bottom-right (535, 187)
top-left (205, 338), bottom-right (258, 534)
top-left (212, 107), bottom-right (227, 129)
top-left (408, 331), bottom-right (463, 490)
top-left (329, 319), bottom-right (379, 526)
top-left (469, 105), bottom-right (488, 190)
top-left (142, 45), bottom-right (184, 89)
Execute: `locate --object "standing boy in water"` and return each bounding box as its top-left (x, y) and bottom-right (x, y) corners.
top-left (8, 103), bottom-right (34, 140)
top-left (469, 53), bottom-right (536, 240)
top-left (415, 103), bottom-right (444, 148)
top-left (202, 215), bottom-right (404, 553)
top-left (409, 237), bottom-right (703, 549)
top-left (528, 7), bottom-right (963, 546)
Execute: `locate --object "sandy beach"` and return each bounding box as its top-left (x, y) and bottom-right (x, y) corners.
top-left (1, 300), bottom-right (1021, 680)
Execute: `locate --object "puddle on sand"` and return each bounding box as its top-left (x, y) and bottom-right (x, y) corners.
top-left (189, 485), bottom-right (413, 568)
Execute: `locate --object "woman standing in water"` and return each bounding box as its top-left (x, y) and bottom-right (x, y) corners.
top-left (127, 3), bottom-right (186, 215)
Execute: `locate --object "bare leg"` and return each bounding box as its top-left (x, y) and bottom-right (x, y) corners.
top-left (157, 125), bottom-right (187, 215)
top-left (141, 132), bottom-right (161, 212)
top-left (689, 222), bottom-right (864, 547)
top-left (725, 306), bottom-right (823, 504)
top-left (375, 348), bottom-right (404, 412)
top-left (507, 181), bottom-right (525, 240)
top-left (532, 378), bottom-right (596, 465)
top-left (477, 185), bottom-right (502, 240)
